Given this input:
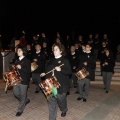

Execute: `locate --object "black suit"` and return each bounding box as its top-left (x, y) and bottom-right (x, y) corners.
top-left (68, 52), bottom-right (79, 88)
top-left (77, 52), bottom-right (96, 99)
top-left (26, 49), bottom-right (33, 62)
top-left (32, 51), bottom-right (46, 92)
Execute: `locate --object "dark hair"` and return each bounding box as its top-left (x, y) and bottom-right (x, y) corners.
top-left (17, 46), bottom-right (27, 56)
top-left (35, 43), bottom-right (41, 47)
top-left (81, 43), bottom-right (86, 46)
top-left (70, 44), bottom-right (75, 47)
top-left (105, 48), bottom-right (114, 57)
top-left (85, 43), bottom-right (92, 47)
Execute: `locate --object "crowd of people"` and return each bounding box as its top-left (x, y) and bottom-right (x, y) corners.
top-left (6, 31), bottom-right (116, 119)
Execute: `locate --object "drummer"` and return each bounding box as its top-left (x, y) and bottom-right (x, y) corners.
top-left (67, 45), bottom-right (79, 94)
top-left (40, 43), bottom-right (72, 120)
top-left (13, 46), bottom-right (31, 116)
top-left (76, 43), bottom-right (96, 102)
top-left (32, 43), bottom-right (46, 93)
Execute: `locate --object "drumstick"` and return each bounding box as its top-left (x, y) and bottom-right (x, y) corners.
top-left (45, 64), bottom-right (64, 75)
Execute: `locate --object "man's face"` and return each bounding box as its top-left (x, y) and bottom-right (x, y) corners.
top-left (85, 45), bottom-right (91, 52)
top-left (70, 46), bottom-right (75, 53)
top-left (35, 45), bottom-right (41, 51)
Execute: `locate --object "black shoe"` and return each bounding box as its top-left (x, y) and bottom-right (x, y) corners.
top-left (83, 98), bottom-right (86, 102)
top-left (77, 97), bottom-right (82, 101)
top-left (61, 112), bottom-right (66, 117)
top-left (25, 99), bottom-right (30, 106)
top-left (75, 91), bottom-right (79, 94)
top-left (34, 91), bottom-right (39, 93)
top-left (74, 86), bottom-right (77, 88)
top-left (67, 92), bottom-right (70, 95)
top-left (106, 91), bottom-right (109, 93)
top-left (16, 112), bottom-right (23, 116)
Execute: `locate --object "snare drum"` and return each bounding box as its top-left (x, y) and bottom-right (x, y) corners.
top-left (3, 70), bottom-right (21, 87)
top-left (31, 62), bottom-right (38, 72)
top-left (39, 76), bottom-right (61, 97)
top-left (75, 68), bottom-right (89, 80)
top-left (9, 64), bottom-right (16, 71)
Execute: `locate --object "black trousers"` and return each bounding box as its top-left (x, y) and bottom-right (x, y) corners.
top-left (32, 73), bottom-right (41, 91)
top-left (48, 93), bottom-right (68, 120)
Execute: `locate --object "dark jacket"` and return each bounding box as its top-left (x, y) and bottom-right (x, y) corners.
top-left (32, 51), bottom-right (46, 73)
top-left (68, 52), bottom-right (79, 72)
top-left (45, 56), bottom-right (72, 94)
top-left (15, 57), bottom-right (31, 85)
top-left (100, 54), bottom-right (115, 72)
top-left (77, 52), bottom-right (96, 79)
top-left (26, 49), bottom-right (33, 62)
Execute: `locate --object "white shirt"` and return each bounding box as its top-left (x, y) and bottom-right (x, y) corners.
top-left (19, 56), bottom-right (24, 61)
top-left (83, 50), bottom-right (86, 53)
top-left (55, 55), bottom-right (62, 59)
top-left (36, 51), bottom-right (40, 54)
top-left (71, 52), bottom-right (75, 55)
top-left (86, 51), bottom-right (91, 53)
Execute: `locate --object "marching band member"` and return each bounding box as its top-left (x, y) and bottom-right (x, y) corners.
top-left (32, 43), bottom-right (46, 93)
top-left (77, 43), bottom-right (96, 102)
top-left (68, 45), bottom-right (79, 93)
top-left (40, 43), bottom-right (72, 120)
top-left (42, 41), bottom-right (50, 60)
top-left (13, 46), bottom-right (31, 116)
top-left (100, 49), bottom-right (115, 93)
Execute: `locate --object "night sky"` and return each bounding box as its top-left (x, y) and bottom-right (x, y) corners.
top-left (0, 1), bottom-right (120, 49)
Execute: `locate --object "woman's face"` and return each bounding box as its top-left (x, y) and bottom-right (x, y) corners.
top-left (53, 46), bottom-right (61, 57)
top-left (17, 48), bottom-right (23, 57)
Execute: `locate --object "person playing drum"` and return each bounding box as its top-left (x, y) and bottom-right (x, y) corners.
top-left (32, 43), bottom-right (46, 93)
top-left (77, 43), bottom-right (96, 102)
top-left (13, 46), bottom-right (31, 116)
top-left (40, 43), bottom-right (72, 120)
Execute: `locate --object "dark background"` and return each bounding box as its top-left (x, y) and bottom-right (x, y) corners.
top-left (0, 1), bottom-right (120, 51)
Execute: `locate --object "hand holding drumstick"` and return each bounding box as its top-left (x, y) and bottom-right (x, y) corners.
top-left (40, 64), bottom-right (64, 77)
